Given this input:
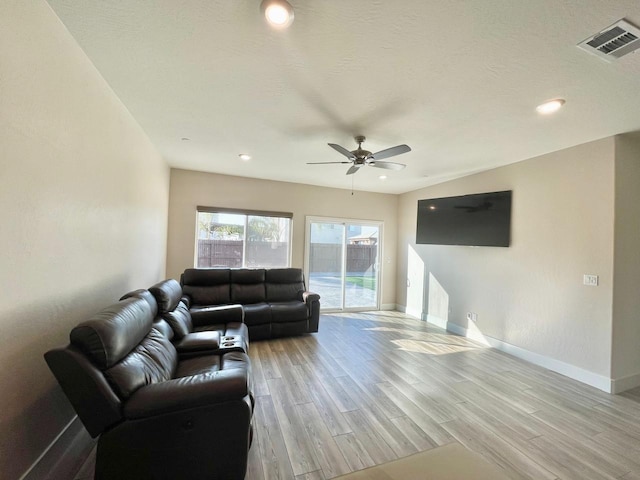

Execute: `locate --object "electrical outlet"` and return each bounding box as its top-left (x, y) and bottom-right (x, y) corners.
top-left (583, 274), bottom-right (599, 286)
top-left (466, 312), bottom-right (478, 322)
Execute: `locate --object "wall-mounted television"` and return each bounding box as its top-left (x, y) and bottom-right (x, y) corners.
top-left (416, 190), bottom-right (512, 247)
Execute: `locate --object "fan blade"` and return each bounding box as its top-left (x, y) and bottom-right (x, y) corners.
top-left (369, 161), bottom-right (406, 171)
top-left (371, 144), bottom-right (411, 161)
top-left (307, 161), bottom-right (352, 165)
top-left (328, 143), bottom-right (356, 159)
top-left (346, 165), bottom-right (361, 175)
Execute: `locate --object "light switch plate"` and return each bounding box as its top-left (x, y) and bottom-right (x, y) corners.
top-left (583, 274), bottom-right (599, 286)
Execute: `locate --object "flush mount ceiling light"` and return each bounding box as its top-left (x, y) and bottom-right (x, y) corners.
top-left (260, 0), bottom-right (294, 29)
top-left (378, 175), bottom-right (387, 180)
top-left (536, 99), bottom-right (566, 115)
top-left (238, 153), bottom-right (251, 161)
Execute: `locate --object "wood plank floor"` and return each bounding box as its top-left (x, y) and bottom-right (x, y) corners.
top-left (73, 311), bottom-right (640, 479)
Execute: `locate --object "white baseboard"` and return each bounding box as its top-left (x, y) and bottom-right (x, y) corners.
top-left (425, 314), bottom-right (447, 329)
top-left (20, 415), bottom-right (95, 480)
top-left (401, 306), bottom-right (423, 319)
top-left (394, 306), bottom-right (616, 394)
top-left (611, 372), bottom-right (640, 394)
top-left (440, 319), bottom-right (613, 393)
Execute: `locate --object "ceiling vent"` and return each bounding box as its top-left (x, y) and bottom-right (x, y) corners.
top-left (578, 19), bottom-right (640, 62)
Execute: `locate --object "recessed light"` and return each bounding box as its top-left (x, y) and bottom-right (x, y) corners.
top-left (239, 154), bottom-right (251, 161)
top-left (260, 0), bottom-right (294, 29)
top-left (181, 137), bottom-right (190, 141)
top-left (536, 99), bottom-right (565, 115)
top-left (378, 175), bottom-right (387, 180)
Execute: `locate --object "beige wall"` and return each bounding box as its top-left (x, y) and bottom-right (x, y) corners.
top-left (397, 139), bottom-right (616, 380)
top-left (0, 2), bottom-right (169, 478)
top-left (612, 133), bottom-right (640, 385)
top-left (167, 169), bottom-right (398, 306)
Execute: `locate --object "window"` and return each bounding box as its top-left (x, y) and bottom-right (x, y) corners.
top-left (195, 207), bottom-right (292, 268)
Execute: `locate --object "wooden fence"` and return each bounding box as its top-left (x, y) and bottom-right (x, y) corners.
top-left (197, 240), bottom-right (377, 273)
top-left (309, 243), bottom-right (378, 273)
top-left (197, 239), bottom-right (289, 268)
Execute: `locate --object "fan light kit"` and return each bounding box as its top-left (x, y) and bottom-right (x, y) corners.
top-left (239, 154), bottom-right (251, 161)
top-left (536, 99), bottom-right (565, 115)
top-left (308, 136), bottom-right (411, 176)
top-left (260, 0), bottom-right (294, 29)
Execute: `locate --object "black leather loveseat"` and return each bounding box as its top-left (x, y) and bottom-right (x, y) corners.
top-left (45, 294), bottom-right (254, 480)
top-left (122, 279), bottom-right (250, 357)
top-left (181, 267), bottom-right (320, 340)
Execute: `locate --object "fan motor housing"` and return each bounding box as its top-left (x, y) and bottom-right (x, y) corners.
top-left (352, 148), bottom-right (372, 161)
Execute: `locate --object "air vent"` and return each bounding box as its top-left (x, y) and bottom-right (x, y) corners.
top-left (578, 19), bottom-right (640, 62)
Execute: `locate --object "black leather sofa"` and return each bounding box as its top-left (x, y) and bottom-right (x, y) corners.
top-left (181, 267), bottom-right (320, 340)
top-left (45, 294), bottom-right (254, 480)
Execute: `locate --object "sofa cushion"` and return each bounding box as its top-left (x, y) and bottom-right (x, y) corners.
top-left (231, 268), bottom-right (265, 284)
top-left (182, 268), bottom-right (230, 286)
top-left (176, 354), bottom-right (222, 377)
top-left (270, 301), bottom-right (309, 323)
top-left (265, 268), bottom-right (305, 302)
top-left (104, 329), bottom-right (177, 399)
top-left (149, 279), bottom-right (183, 313)
top-left (119, 289), bottom-right (159, 318)
top-left (265, 267), bottom-right (304, 284)
top-left (231, 269), bottom-right (266, 304)
top-left (184, 284), bottom-right (231, 306)
top-left (151, 319), bottom-right (175, 340)
top-left (70, 298), bottom-right (153, 369)
top-left (182, 269), bottom-right (232, 305)
top-left (162, 301), bottom-right (194, 339)
top-left (242, 303), bottom-right (272, 326)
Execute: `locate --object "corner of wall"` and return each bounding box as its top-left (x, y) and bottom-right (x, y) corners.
top-left (611, 132), bottom-right (640, 387)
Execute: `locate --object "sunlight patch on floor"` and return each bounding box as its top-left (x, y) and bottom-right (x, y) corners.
top-left (331, 311), bottom-right (419, 326)
top-left (364, 326), bottom-right (486, 348)
top-left (391, 338), bottom-right (479, 355)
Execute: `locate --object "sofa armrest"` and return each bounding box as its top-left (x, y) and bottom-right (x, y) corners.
top-left (302, 291), bottom-right (320, 333)
top-left (124, 368), bottom-right (250, 419)
top-left (190, 304), bottom-right (244, 327)
top-left (302, 291), bottom-right (320, 304)
top-left (45, 346), bottom-right (123, 438)
top-left (173, 331), bottom-right (220, 354)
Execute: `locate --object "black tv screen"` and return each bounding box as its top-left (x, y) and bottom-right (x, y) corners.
top-left (416, 190), bottom-right (512, 247)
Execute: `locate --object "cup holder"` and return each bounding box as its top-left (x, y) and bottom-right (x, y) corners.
top-left (223, 336), bottom-right (235, 341)
top-left (222, 342), bottom-right (235, 347)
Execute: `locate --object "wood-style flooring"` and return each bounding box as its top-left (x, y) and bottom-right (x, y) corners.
top-left (74, 311), bottom-right (640, 479)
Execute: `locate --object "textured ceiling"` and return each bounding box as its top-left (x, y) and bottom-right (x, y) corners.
top-left (47, 0), bottom-right (640, 194)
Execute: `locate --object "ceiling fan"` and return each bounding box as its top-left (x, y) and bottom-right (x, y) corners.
top-left (307, 136), bottom-right (411, 175)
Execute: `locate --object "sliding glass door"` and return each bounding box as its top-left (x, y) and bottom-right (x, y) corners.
top-left (305, 217), bottom-right (381, 311)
